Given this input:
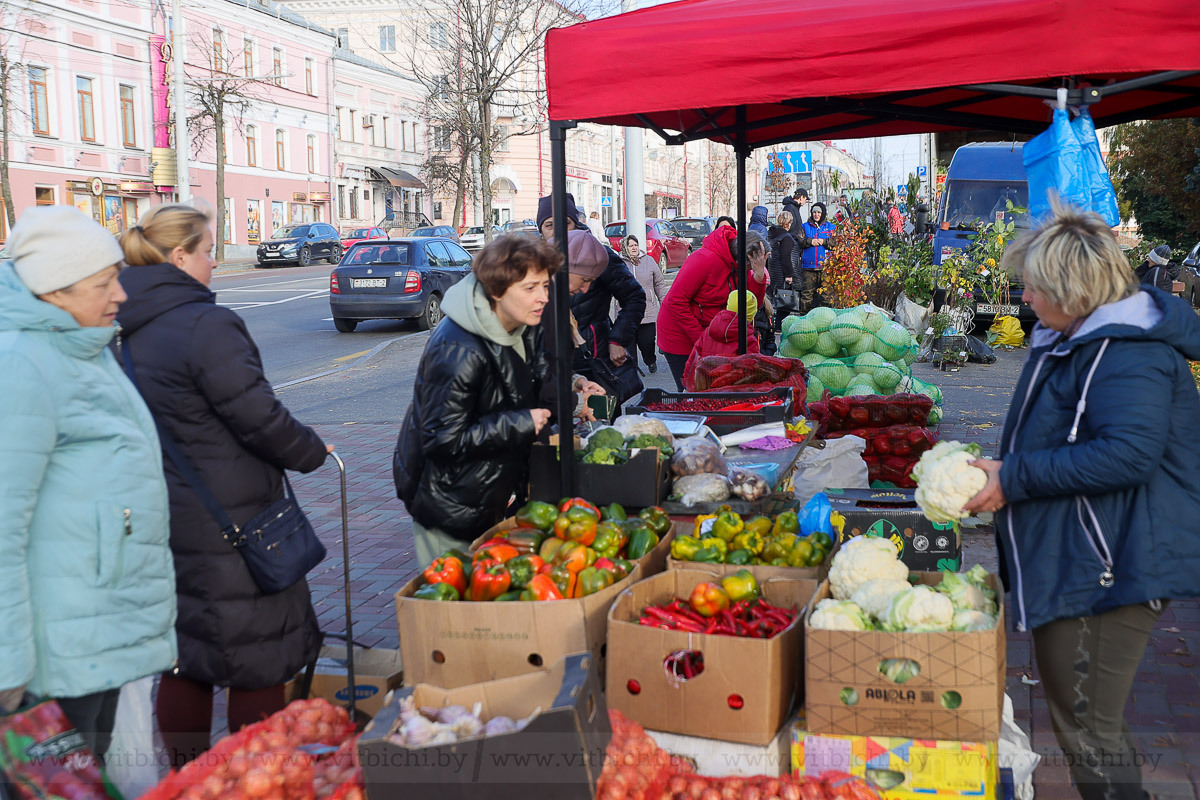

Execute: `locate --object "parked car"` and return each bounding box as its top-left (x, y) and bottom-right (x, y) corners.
top-left (460, 225), bottom-right (500, 252)
top-left (1177, 241), bottom-right (1200, 306)
top-left (341, 226), bottom-right (387, 250)
top-left (502, 219), bottom-right (537, 232)
top-left (328, 238), bottom-right (474, 332)
top-left (257, 222), bottom-right (342, 267)
top-left (670, 217), bottom-right (714, 250)
top-left (604, 218), bottom-right (690, 272)
top-left (411, 225), bottom-right (460, 241)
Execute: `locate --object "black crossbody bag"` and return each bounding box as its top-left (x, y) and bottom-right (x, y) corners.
top-left (120, 344), bottom-right (325, 594)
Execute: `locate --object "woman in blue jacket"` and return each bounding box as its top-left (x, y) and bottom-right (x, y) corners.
top-left (0, 206), bottom-right (176, 759)
top-left (965, 205), bottom-right (1200, 800)
top-left (799, 202), bottom-right (835, 312)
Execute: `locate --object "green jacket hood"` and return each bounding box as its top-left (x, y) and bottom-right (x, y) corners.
top-left (441, 274), bottom-right (527, 360)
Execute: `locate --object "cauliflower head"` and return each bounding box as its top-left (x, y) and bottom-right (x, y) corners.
top-left (851, 578), bottom-right (914, 622)
top-left (809, 599), bottom-right (873, 631)
top-left (951, 609), bottom-right (997, 632)
top-left (884, 585), bottom-right (955, 632)
top-left (936, 569), bottom-right (998, 614)
top-left (912, 441), bottom-right (987, 525)
top-left (828, 535), bottom-right (909, 600)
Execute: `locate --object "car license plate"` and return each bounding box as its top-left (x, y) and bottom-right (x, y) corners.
top-left (352, 278), bottom-right (388, 288)
top-left (976, 303), bottom-right (1020, 315)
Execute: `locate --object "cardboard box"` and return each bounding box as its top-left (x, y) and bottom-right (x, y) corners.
top-left (397, 528), bottom-right (674, 690)
top-left (285, 645), bottom-right (403, 720)
top-left (791, 713), bottom-right (1000, 800)
top-left (606, 567), bottom-right (817, 746)
top-left (826, 488), bottom-right (961, 572)
top-left (528, 435), bottom-right (671, 509)
top-left (357, 653), bottom-right (608, 800)
top-left (805, 574), bottom-right (1005, 741)
top-left (649, 723), bottom-right (794, 777)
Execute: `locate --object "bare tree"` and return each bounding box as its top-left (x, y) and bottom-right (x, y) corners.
top-left (418, 65), bottom-right (478, 229)
top-left (186, 29), bottom-right (276, 260)
top-left (706, 154), bottom-right (738, 217)
top-left (0, 0), bottom-right (38, 231)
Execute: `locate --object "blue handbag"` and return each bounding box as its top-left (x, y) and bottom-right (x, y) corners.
top-left (120, 344), bottom-right (325, 594)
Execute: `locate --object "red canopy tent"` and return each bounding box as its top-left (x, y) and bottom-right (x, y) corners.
top-left (540, 0), bottom-right (1200, 487)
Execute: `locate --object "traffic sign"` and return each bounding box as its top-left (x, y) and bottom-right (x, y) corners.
top-left (897, 184), bottom-right (909, 196)
top-left (917, 166), bottom-right (928, 177)
top-left (600, 196), bottom-right (612, 208)
top-left (766, 150), bottom-right (813, 174)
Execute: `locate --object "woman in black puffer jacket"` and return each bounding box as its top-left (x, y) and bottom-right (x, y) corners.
top-left (116, 204), bottom-right (329, 766)
top-left (394, 235), bottom-right (566, 564)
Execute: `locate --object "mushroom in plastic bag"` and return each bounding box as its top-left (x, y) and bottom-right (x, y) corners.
top-left (670, 438), bottom-right (727, 477)
top-left (728, 466), bottom-right (771, 501)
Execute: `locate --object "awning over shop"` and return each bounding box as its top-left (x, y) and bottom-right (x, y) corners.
top-left (545, 0), bottom-right (1200, 145)
top-left (368, 166), bottom-right (427, 190)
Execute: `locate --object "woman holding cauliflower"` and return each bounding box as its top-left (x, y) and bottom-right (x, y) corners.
top-left (964, 204), bottom-right (1200, 800)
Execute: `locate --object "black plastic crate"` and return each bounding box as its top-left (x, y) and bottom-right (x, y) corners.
top-left (626, 387), bottom-right (794, 435)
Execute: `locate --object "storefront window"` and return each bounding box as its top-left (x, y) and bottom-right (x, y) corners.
top-left (247, 199), bottom-right (261, 244)
top-left (223, 197), bottom-right (233, 244)
top-left (103, 195), bottom-right (124, 233)
top-left (271, 201), bottom-right (285, 234)
top-left (123, 198), bottom-right (138, 228)
top-left (73, 193), bottom-right (94, 219)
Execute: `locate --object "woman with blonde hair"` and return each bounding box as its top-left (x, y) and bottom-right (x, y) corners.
top-left (619, 234), bottom-right (666, 373)
top-left (117, 203), bottom-right (330, 766)
top-left (965, 204), bottom-right (1200, 800)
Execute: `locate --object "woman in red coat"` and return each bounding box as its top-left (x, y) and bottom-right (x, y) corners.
top-left (657, 225), bottom-right (768, 390)
top-left (682, 291), bottom-right (760, 390)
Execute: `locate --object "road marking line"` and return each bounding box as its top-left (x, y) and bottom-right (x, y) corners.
top-left (334, 349), bottom-right (372, 363)
top-left (218, 289), bottom-right (328, 310)
top-left (214, 276), bottom-right (327, 290)
top-left (274, 334), bottom-right (412, 390)
top-left (216, 286), bottom-right (326, 293)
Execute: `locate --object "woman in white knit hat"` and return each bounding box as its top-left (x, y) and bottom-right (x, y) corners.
top-left (0, 205), bottom-right (177, 760)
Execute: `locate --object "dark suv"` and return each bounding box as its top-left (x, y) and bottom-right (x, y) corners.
top-left (257, 222), bottom-right (342, 267)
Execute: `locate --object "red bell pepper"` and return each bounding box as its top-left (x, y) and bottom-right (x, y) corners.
top-left (521, 573), bottom-right (564, 601)
top-left (558, 497), bottom-right (600, 517)
top-left (553, 505), bottom-right (599, 546)
top-left (472, 542), bottom-right (520, 566)
top-left (423, 556), bottom-right (467, 598)
top-left (468, 561), bottom-right (512, 601)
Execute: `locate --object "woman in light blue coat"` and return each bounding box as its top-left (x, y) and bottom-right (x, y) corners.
top-left (0, 206), bottom-right (177, 760)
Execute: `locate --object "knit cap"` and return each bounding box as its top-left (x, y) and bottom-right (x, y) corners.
top-left (727, 290), bottom-right (758, 321)
top-left (8, 206), bottom-right (125, 295)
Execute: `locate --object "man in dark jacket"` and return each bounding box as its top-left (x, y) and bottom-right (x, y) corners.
top-left (766, 213), bottom-right (798, 331)
top-left (1135, 245), bottom-right (1179, 292)
top-left (781, 189), bottom-right (808, 237)
top-left (537, 193), bottom-right (646, 400)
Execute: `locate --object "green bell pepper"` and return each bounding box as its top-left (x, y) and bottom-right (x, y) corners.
top-left (506, 554), bottom-right (545, 590)
top-left (609, 557), bottom-right (635, 579)
top-left (810, 530), bottom-right (834, 550)
top-left (515, 500), bottom-right (558, 532)
top-left (691, 546), bottom-right (725, 563)
top-left (762, 533), bottom-right (798, 562)
top-left (787, 539), bottom-right (815, 568)
top-left (731, 530), bottom-right (765, 555)
top-left (600, 502), bottom-right (627, 522)
top-left (415, 582), bottom-right (460, 601)
top-left (504, 527), bottom-right (547, 555)
top-left (770, 557), bottom-right (789, 566)
top-left (727, 548), bottom-right (753, 565)
top-left (626, 527), bottom-right (659, 560)
top-left (720, 569), bottom-right (761, 602)
top-left (670, 534), bottom-right (703, 562)
top-left (592, 522), bottom-right (623, 560)
top-left (771, 510), bottom-right (800, 536)
top-left (578, 565), bottom-right (615, 596)
top-left (711, 510), bottom-right (745, 542)
top-left (438, 548), bottom-right (471, 564)
top-left (698, 536), bottom-right (729, 559)
top-left (638, 505), bottom-right (672, 536)
top-left (744, 515), bottom-right (773, 537)
top-left (494, 590), bottom-right (523, 601)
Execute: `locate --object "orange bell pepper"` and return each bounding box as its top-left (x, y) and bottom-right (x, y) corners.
top-left (472, 542), bottom-right (520, 566)
top-left (553, 540), bottom-right (595, 574)
top-left (521, 573), bottom-right (564, 601)
top-left (689, 582), bottom-right (731, 617)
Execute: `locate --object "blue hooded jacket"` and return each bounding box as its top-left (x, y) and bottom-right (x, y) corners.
top-left (996, 287), bottom-right (1200, 632)
top-left (749, 206), bottom-right (770, 236)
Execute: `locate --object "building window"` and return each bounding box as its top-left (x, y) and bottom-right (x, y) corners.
top-left (349, 186), bottom-right (359, 218)
top-left (378, 25), bottom-right (395, 53)
top-left (243, 39), bottom-right (254, 76)
top-left (272, 48), bottom-right (283, 87)
top-left (493, 125), bottom-right (509, 152)
top-left (246, 124), bottom-right (257, 167)
top-left (337, 185), bottom-right (346, 217)
top-left (28, 67), bottom-right (49, 135)
top-left (432, 126), bottom-right (450, 151)
top-left (363, 115), bottom-right (374, 146)
top-left (306, 135), bottom-right (316, 173)
top-left (212, 29), bottom-right (226, 71)
top-left (348, 110), bottom-right (356, 143)
top-left (305, 58), bottom-right (314, 95)
top-left (381, 116), bottom-right (389, 148)
top-left (76, 76), bottom-right (95, 142)
top-left (433, 201), bottom-right (442, 220)
top-left (35, 186), bottom-right (55, 205)
top-left (433, 74), bottom-right (449, 100)
top-left (336, 28), bottom-right (349, 48)
top-left (119, 85), bottom-right (136, 147)
top-left (429, 22), bottom-right (447, 49)
top-left (275, 129), bottom-right (285, 170)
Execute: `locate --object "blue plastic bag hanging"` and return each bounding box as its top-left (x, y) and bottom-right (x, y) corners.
top-left (1071, 108), bottom-right (1120, 227)
top-left (799, 492), bottom-right (832, 538)
top-left (1023, 108), bottom-right (1089, 222)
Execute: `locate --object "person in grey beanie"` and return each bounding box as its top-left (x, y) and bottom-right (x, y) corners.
top-left (1135, 245), bottom-right (1179, 293)
top-left (0, 206), bottom-right (177, 760)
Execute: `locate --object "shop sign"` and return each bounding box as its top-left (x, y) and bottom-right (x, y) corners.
top-left (119, 181), bottom-right (155, 193)
top-left (292, 192), bottom-right (308, 202)
top-left (309, 192), bottom-right (331, 202)
top-left (90, 177), bottom-right (105, 196)
top-left (565, 167), bottom-right (589, 180)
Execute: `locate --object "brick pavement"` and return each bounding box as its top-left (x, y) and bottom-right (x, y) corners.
top-left (290, 345), bottom-right (1199, 800)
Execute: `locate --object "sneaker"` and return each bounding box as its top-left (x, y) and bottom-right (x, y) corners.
top-left (649, 363), bottom-right (657, 373)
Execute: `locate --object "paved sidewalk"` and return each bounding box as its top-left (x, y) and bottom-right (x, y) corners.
top-left (290, 346), bottom-right (1199, 800)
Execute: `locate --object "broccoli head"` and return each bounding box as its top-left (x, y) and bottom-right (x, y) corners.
top-left (586, 427), bottom-right (626, 453)
top-left (581, 447), bottom-right (623, 465)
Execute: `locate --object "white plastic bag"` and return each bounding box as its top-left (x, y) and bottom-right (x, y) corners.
top-left (894, 292), bottom-right (930, 336)
top-left (791, 436), bottom-right (869, 508)
top-left (105, 676), bottom-right (160, 798)
top-left (999, 693), bottom-right (1040, 800)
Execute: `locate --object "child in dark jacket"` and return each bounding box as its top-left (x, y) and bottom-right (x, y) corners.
top-left (682, 291), bottom-right (760, 389)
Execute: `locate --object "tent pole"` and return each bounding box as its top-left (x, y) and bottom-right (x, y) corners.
top-left (735, 110), bottom-right (748, 355)
top-left (550, 120), bottom-right (576, 493)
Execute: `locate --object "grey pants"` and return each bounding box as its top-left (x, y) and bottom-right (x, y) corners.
top-left (1032, 601), bottom-right (1164, 800)
top-left (412, 519), bottom-right (470, 568)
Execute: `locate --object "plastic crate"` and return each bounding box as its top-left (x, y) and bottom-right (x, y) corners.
top-left (627, 387), bottom-right (794, 435)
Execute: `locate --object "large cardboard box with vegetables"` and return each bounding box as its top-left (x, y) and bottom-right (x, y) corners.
top-left (804, 564), bottom-right (1005, 741)
top-left (397, 499), bottom-right (675, 690)
top-left (826, 488), bottom-right (962, 572)
top-left (528, 431), bottom-right (673, 508)
top-left (665, 505), bottom-right (834, 581)
top-left (605, 566), bottom-right (817, 746)
top-left (357, 653), bottom-right (607, 800)
top-left (791, 713), bottom-right (1000, 800)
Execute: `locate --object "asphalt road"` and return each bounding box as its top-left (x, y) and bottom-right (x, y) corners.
top-left (212, 263), bottom-right (432, 425)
